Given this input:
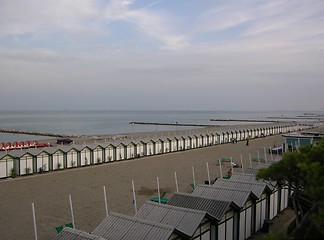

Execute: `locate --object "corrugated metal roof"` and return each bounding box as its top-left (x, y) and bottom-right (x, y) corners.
top-left (52, 227), bottom-right (106, 240)
top-left (92, 212), bottom-right (176, 240)
top-left (232, 172), bottom-right (276, 191)
top-left (213, 178), bottom-right (271, 198)
top-left (135, 201), bottom-right (207, 238)
top-left (167, 192), bottom-right (236, 221)
top-left (192, 184), bottom-right (255, 208)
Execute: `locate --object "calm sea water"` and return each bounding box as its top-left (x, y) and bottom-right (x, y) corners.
top-left (0, 110), bottom-right (314, 142)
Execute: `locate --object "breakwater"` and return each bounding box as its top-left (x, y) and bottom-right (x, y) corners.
top-left (129, 122), bottom-right (217, 127)
top-left (0, 129), bottom-right (79, 138)
top-left (210, 119), bottom-right (282, 123)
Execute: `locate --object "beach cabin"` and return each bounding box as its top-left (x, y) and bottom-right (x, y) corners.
top-left (171, 137), bottom-right (178, 152)
top-left (50, 149), bottom-right (65, 170)
top-left (0, 153), bottom-right (15, 178)
top-left (65, 147), bottom-right (79, 168)
top-left (92, 212), bottom-right (179, 240)
top-left (92, 145), bottom-right (104, 164)
top-left (126, 142), bottom-right (136, 159)
top-left (136, 201), bottom-right (214, 239)
top-left (155, 139), bottom-right (163, 154)
top-left (15, 152), bottom-right (34, 175)
top-left (28, 148), bottom-right (51, 172)
top-left (116, 143), bottom-right (126, 160)
top-left (105, 144), bottom-right (116, 162)
top-left (79, 146), bottom-right (92, 166)
top-left (191, 135), bottom-right (197, 148)
top-left (53, 228), bottom-right (104, 240)
top-left (192, 185), bottom-right (258, 240)
top-left (136, 141), bottom-right (146, 157)
top-left (163, 138), bottom-right (171, 153)
top-left (196, 134), bottom-right (203, 147)
top-left (147, 140), bottom-right (155, 156)
top-left (178, 136), bottom-right (185, 150)
top-left (168, 192), bottom-right (239, 240)
top-left (184, 136), bottom-right (191, 150)
top-left (214, 178), bottom-right (272, 232)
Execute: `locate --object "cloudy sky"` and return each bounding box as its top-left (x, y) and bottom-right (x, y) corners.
top-left (0, 0), bottom-right (323, 111)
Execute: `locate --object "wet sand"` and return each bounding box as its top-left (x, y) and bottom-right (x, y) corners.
top-left (2, 124), bottom-right (321, 240)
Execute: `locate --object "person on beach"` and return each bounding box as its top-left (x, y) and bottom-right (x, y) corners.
top-left (246, 139), bottom-right (249, 146)
top-left (227, 168), bottom-right (232, 177)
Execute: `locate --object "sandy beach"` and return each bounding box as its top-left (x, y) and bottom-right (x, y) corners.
top-left (0, 127), bottom-right (314, 240)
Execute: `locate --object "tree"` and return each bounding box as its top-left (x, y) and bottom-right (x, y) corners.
top-left (256, 139), bottom-right (324, 239)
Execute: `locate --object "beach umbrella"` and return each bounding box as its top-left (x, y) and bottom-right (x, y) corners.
top-left (249, 153), bottom-right (252, 168)
top-left (219, 160), bottom-right (223, 178)
top-left (157, 177), bottom-right (161, 204)
top-left (192, 166), bottom-right (196, 188)
top-left (264, 147), bottom-right (267, 164)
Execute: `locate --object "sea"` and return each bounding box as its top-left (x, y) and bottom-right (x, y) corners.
top-left (0, 110), bottom-right (320, 143)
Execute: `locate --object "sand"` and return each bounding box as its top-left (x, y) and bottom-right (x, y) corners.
top-left (0, 127), bottom-right (311, 240)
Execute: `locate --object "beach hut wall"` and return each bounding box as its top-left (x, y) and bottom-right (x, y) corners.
top-left (0, 154), bottom-right (15, 178)
top-left (197, 135), bottom-right (203, 147)
top-left (116, 144), bottom-right (126, 160)
top-left (80, 147), bottom-right (91, 166)
top-left (147, 140), bottom-right (155, 156)
top-left (155, 139), bottom-right (163, 154)
top-left (105, 144), bottom-right (116, 162)
top-left (191, 135), bottom-right (197, 148)
top-left (126, 142), bottom-right (136, 159)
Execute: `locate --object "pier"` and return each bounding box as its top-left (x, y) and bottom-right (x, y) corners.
top-left (0, 129), bottom-right (80, 138)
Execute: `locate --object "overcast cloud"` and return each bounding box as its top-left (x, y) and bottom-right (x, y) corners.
top-left (0, 0), bottom-right (323, 111)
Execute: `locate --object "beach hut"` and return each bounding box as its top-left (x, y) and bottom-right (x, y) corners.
top-left (178, 136), bottom-right (185, 150)
top-left (192, 185), bottom-right (258, 240)
top-left (105, 144), bottom-right (116, 162)
top-left (79, 146), bottom-right (92, 166)
top-left (0, 153), bottom-right (15, 178)
top-left (147, 140), bottom-right (155, 156)
top-left (53, 227), bottom-right (105, 240)
top-left (28, 148), bottom-right (51, 172)
top-left (168, 192), bottom-right (239, 240)
top-left (116, 143), bottom-right (126, 160)
top-left (92, 212), bottom-right (179, 240)
top-left (15, 152), bottom-right (34, 175)
top-left (64, 147), bottom-right (79, 168)
top-left (191, 135), bottom-right (197, 148)
top-left (136, 201), bottom-right (214, 239)
top-left (163, 138), bottom-right (171, 153)
top-left (171, 137), bottom-right (178, 152)
top-left (92, 145), bottom-right (104, 164)
top-left (213, 178), bottom-right (272, 232)
top-left (136, 141), bottom-right (146, 157)
top-left (51, 149), bottom-right (65, 170)
top-left (184, 136), bottom-right (191, 150)
top-left (196, 134), bottom-right (203, 147)
top-left (155, 139), bottom-right (163, 154)
top-left (126, 142), bottom-right (136, 159)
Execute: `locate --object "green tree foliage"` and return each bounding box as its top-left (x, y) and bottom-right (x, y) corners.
top-left (256, 139), bottom-right (324, 239)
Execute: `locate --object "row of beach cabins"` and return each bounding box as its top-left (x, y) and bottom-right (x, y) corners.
top-left (52, 161), bottom-right (290, 240)
top-left (0, 123), bottom-right (309, 179)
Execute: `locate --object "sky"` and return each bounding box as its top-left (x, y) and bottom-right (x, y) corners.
top-left (0, 0), bottom-right (323, 111)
